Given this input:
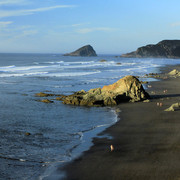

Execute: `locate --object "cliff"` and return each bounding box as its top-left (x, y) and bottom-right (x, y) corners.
top-left (121, 40), bottom-right (180, 58)
top-left (64, 45), bottom-right (97, 57)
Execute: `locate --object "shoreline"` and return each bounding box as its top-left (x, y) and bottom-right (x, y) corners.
top-left (61, 64), bottom-right (180, 180)
top-left (39, 107), bottom-right (119, 180)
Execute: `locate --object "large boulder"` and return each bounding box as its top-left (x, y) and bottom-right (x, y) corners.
top-left (64, 45), bottom-right (97, 57)
top-left (121, 40), bottom-right (180, 58)
top-left (61, 75), bottom-right (149, 107)
top-left (102, 75), bottom-right (149, 102)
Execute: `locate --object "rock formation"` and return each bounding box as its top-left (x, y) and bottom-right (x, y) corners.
top-left (99, 59), bottom-right (107, 62)
top-left (164, 103), bottom-right (180, 112)
top-left (59, 75), bottom-right (149, 106)
top-left (121, 40), bottom-right (180, 58)
top-left (40, 99), bottom-right (54, 103)
top-left (64, 45), bottom-right (97, 57)
top-left (168, 69), bottom-right (180, 76)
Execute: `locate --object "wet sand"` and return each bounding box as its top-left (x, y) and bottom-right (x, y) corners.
top-left (62, 65), bottom-right (180, 180)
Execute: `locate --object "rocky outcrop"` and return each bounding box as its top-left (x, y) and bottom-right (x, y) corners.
top-left (35, 92), bottom-right (55, 97)
top-left (40, 99), bottom-right (54, 103)
top-left (168, 69), bottom-right (180, 76)
top-left (121, 40), bottom-right (180, 58)
top-left (165, 103), bottom-right (180, 112)
top-left (99, 59), bottom-right (107, 62)
top-left (64, 45), bottom-right (97, 57)
top-left (60, 75), bottom-right (149, 106)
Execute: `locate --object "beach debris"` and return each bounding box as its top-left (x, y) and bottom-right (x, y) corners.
top-left (116, 63), bottom-right (121, 65)
top-left (61, 75), bottom-right (150, 107)
top-left (164, 103), bottom-right (180, 112)
top-left (143, 99), bottom-right (150, 103)
top-left (163, 90), bottom-right (168, 93)
top-left (148, 85), bottom-right (152, 88)
top-left (110, 145), bottom-right (114, 152)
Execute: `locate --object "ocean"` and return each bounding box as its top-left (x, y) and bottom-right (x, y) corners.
top-left (1, 53), bottom-right (180, 180)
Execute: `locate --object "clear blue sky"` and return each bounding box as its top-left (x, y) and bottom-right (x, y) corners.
top-left (0, 0), bottom-right (180, 54)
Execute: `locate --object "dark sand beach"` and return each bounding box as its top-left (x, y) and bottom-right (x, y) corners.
top-left (62, 65), bottom-right (180, 180)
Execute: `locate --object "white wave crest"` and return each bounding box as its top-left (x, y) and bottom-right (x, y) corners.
top-left (0, 65), bottom-right (52, 72)
top-left (47, 71), bottom-right (101, 77)
top-left (0, 72), bottom-right (49, 77)
top-left (0, 65), bottom-right (16, 70)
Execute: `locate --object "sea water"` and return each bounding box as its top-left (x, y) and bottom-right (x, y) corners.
top-left (0, 53), bottom-right (180, 180)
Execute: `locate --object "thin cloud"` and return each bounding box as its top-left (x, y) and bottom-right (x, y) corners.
top-left (76, 27), bottom-right (116, 34)
top-left (171, 22), bottom-right (180, 27)
top-left (72, 23), bottom-right (89, 27)
top-left (13, 29), bottom-right (38, 39)
top-left (0, 0), bottom-right (28, 6)
top-left (0, 24), bottom-right (38, 39)
top-left (25, 5), bottom-right (75, 13)
top-left (0, 21), bottom-right (13, 28)
top-left (60, 23), bottom-right (90, 28)
top-left (0, 5), bottom-right (76, 18)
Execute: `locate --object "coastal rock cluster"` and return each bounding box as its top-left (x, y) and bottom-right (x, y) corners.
top-left (165, 103), bottom-right (180, 112)
top-left (64, 45), bottom-right (97, 57)
top-left (60, 75), bottom-right (149, 106)
top-left (168, 69), bottom-right (180, 76)
top-left (121, 40), bottom-right (180, 58)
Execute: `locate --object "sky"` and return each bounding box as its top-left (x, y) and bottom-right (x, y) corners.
top-left (0, 0), bottom-right (180, 54)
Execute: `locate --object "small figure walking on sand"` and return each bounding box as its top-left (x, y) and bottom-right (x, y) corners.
top-left (110, 145), bottom-right (114, 152)
top-left (157, 102), bottom-right (163, 107)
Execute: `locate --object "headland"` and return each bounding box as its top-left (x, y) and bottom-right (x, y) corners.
top-left (121, 40), bottom-right (180, 58)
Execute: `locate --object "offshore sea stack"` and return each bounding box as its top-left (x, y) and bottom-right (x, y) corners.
top-left (64, 45), bottom-right (97, 57)
top-left (121, 40), bottom-right (180, 58)
top-left (62, 75), bottom-right (149, 106)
